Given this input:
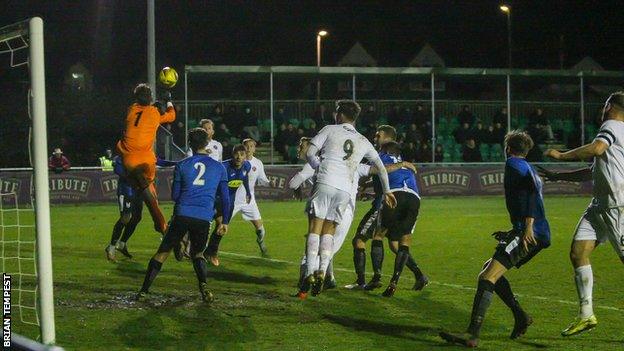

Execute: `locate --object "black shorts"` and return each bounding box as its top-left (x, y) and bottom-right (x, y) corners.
top-left (117, 193), bottom-right (143, 216)
top-left (354, 205), bottom-right (380, 241)
top-left (158, 215), bottom-right (211, 256)
top-left (379, 192), bottom-right (420, 240)
top-left (492, 230), bottom-right (545, 269)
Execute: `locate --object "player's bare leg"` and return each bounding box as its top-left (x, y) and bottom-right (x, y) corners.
top-left (250, 219), bottom-right (268, 256)
top-left (562, 239), bottom-right (599, 336)
top-left (204, 215), bottom-right (224, 266)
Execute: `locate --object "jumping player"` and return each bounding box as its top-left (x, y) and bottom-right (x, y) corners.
top-left (116, 83), bottom-right (175, 234)
top-left (137, 128), bottom-right (230, 302)
top-left (303, 99), bottom-right (396, 296)
top-left (440, 130), bottom-right (550, 347)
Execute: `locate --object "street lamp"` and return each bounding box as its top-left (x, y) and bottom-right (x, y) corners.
top-left (500, 4), bottom-right (512, 69)
top-left (316, 30), bottom-right (328, 100)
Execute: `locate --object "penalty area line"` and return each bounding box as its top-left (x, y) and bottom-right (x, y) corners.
top-left (219, 250), bottom-right (623, 313)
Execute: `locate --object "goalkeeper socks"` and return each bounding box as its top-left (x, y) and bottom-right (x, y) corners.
top-left (110, 219), bottom-right (125, 245)
top-left (206, 233), bottom-right (223, 256)
top-left (494, 276), bottom-right (524, 317)
top-left (371, 240), bottom-right (384, 278)
top-left (256, 226), bottom-right (266, 242)
top-left (467, 279), bottom-right (495, 338)
top-left (353, 248), bottom-right (366, 285)
top-left (574, 265), bottom-right (594, 318)
top-left (192, 258), bottom-right (208, 284)
top-left (140, 258), bottom-right (163, 293)
top-left (406, 254), bottom-right (425, 280)
top-left (305, 234), bottom-right (320, 276)
top-left (142, 185), bottom-right (167, 234)
top-left (318, 234), bottom-right (333, 274)
top-left (390, 245), bottom-right (410, 283)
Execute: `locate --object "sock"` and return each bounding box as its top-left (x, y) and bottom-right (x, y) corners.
top-left (326, 259), bottom-right (334, 280)
top-left (391, 245), bottom-right (410, 283)
top-left (305, 234), bottom-right (320, 276)
top-left (406, 254), bottom-right (425, 280)
top-left (117, 241), bottom-right (126, 250)
top-left (256, 226), bottom-right (266, 242)
top-left (205, 232), bottom-right (223, 256)
top-left (354, 248), bottom-right (366, 285)
top-left (318, 234), bottom-right (333, 274)
top-left (575, 265), bottom-right (594, 318)
top-left (120, 217), bottom-right (140, 243)
top-left (140, 258), bottom-right (163, 293)
top-left (467, 279), bottom-right (495, 338)
top-left (192, 258), bottom-right (208, 284)
top-left (110, 219), bottom-right (124, 245)
top-left (494, 276), bottom-right (524, 317)
top-left (142, 185), bottom-right (167, 233)
top-left (371, 240), bottom-right (384, 279)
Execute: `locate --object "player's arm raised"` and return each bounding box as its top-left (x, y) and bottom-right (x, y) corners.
top-left (159, 100), bottom-right (176, 124)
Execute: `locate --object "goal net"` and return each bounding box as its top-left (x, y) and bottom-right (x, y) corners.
top-left (0, 18), bottom-right (57, 346)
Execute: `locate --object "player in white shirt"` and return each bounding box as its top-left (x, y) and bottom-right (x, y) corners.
top-left (303, 100), bottom-right (396, 296)
top-left (542, 91), bottom-right (624, 336)
top-left (186, 119), bottom-right (223, 161)
top-left (232, 138), bottom-right (270, 255)
top-left (290, 137), bottom-right (415, 299)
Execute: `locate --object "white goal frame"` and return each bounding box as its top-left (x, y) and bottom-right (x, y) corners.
top-left (0, 17), bottom-right (56, 345)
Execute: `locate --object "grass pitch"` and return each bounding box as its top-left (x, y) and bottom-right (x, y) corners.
top-left (10, 196), bottom-right (624, 350)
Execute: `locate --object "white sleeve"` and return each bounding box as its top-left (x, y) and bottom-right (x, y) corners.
top-left (368, 151), bottom-right (391, 193)
top-left (310, 125), bottom-right (332, 149)
top-left (357, 164), bottom-right (371, 177)
top-left (289, 164), bottom-right (315, 189)
top-left (595, 120), bottom-right (617, 147)
top-left (217, 143), bottom-right (223, 161)
top-left (186, 148), bottom-right (193, 157)
top-left (257, 161), bottom-right (270, 186)
top-left (306, 144), bottom-right (321, 169)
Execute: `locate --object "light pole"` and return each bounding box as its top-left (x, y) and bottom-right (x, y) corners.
top-left (500, 5), bottom-right (511, 69)
top-left (316, 30), bottom-right (328, 100)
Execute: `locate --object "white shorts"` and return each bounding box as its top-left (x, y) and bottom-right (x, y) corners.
top-left (308, 183), bottom-right (351, 224)
top-left (232, 200), bottom-right (262, 221)
top-left (573, 205), bottom-right (624, 259)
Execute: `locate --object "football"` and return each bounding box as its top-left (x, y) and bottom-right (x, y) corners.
top-left (158, 66), bottom-right (178, 88)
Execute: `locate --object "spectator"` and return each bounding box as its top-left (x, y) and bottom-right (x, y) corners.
top-left (222, 139), bottom-right (233, 160)
top-left (275, 123), bottom-right (287, 153)
top-left (275, 106), bottom-right (289, 125)
top-left (405, 123), bottom-right (423, 145)
top-left (171, 121), bottom-right (186, 147)
top-left (283, 123), bottom-right (299, 162)
top-left (473, 120), bottom-right (488, 145)
top-left (420, 142), bottom-right (432, 162)
top-left (215, 123), bottom-right (232, 141)
top-left (313, 104), bottom-right (329, 127)
top-left (492, 122), bottom-right (506, 145)
top-left (492, 107), bottom-right (508, 126)
top-left (457, 105), bottom-right (476, 126)
top-left (99, 149), bottom-right (113, 171)
top-left (414, 103), bottom-right (429, 130)
top-left (402, 141), bottom-right (418, 162)
top-left (49, 148), bottom-right (70, 173)
top-left (453, 122), bottom-right (473, 145)
top-left (304, 121), bottom-right (317, 137)
top-left (388, 105), bottom-right (401, 126)
top-left (529, 108), bottom-right (554, 141)
top-left (360, 105), bottom-right (377, 132)
top-left (212, 105), bottom-right (224, 123)
top-left (462, 138), bottom-right (482, 162)
top-left (434, 144), bottom-right (444, 162)
top-left (242, 106), bottom-right (261, 142)
top-left (484, 125), bottom-right (498, 145)
top-left (225, 106), bottom-right (243, 136)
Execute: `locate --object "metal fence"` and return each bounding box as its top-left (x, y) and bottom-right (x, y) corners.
top-left (182, 66), bottom-right (624, 163)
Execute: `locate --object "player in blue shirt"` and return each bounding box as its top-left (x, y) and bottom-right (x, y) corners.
top-left (203, 144), bottom-right (251, 266)
top-left (138, 128), bottom-right (231, 303)
top-left (367, 141), bottom-right (427, 297)
top-left (440, 131), bottom-right (550, 347)
top-left (106, 156), bottom-right (176, 261)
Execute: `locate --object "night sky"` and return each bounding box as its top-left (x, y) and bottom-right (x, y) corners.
top-left (2, 0), bottom-right (624, 86)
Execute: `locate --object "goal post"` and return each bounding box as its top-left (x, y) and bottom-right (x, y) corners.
top-left (0, 17), bottom-right (56, 345)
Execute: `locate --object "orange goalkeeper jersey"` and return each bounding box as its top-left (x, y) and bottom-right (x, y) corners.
top-left (118, 103), bottom-right (176, 154)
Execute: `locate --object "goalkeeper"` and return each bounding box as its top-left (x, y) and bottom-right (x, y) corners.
top-left (115, 83), bottom-right (175, 235)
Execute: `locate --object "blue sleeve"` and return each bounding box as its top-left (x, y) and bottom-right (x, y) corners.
top-left (218, 168), bottom-right (231, 224)
top-left (524, 173), bottom-right (538, 218)
top-left (113, 158), bottom-right (125, 177)
top-left (380, 153), bottom-right (393, 165)
top-left (157, 157), bottom-right (177, 167)
top-left (171, 164), bottom-right (182, 202)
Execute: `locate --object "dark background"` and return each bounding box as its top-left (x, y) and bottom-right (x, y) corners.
top-left (0, 0), bottom-right (622, 166)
